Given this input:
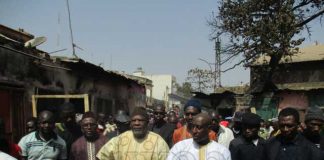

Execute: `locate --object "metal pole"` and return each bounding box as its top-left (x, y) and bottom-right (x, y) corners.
top-left (217, 38), bottom-right (221, 87)
top-left (66, 0), bottom-right (76, 57)
top-left (215, 40), bottom-right (217, 91)
top-left (215, 38), bottom-right (221, 88)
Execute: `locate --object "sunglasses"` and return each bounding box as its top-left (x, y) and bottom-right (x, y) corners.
top-left (81, 123), bottom-right (97, 128)
top-left (279, 124), bottom-right (297, 129)
top-left (154, 112), bottom-right (166, 115)
top-left (185, 112), bottom-right (198, 116)
top-left (191, 124), bottom-right (207, 130)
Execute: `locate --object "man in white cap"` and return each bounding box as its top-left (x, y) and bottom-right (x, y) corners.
top-left (97, 107), bottom-right (169, 160)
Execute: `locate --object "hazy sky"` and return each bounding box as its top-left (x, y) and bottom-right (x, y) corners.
top-left (1, 0), bottom-right (323, 86)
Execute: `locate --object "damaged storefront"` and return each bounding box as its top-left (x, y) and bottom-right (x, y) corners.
top-left (0, 24), bottom-right (146, 143)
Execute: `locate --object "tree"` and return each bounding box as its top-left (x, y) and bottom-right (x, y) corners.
top-left (209, 0), bottom-right (324, 87)
top-left (186, 68), bottom-right (213, 93)
top-left (176, 82), bottom-right (193, 98)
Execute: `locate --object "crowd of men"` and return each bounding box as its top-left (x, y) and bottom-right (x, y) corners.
top-left (0, 99), bottom-right (324, 160)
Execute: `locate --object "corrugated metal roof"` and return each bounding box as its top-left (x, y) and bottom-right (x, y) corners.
top-left (253, 44), bottom-right (324, 65)
top-left (123, 74), bottom-right (153, 86)
top-left (0, 24), bottom-right (34, 43)
top-left (52, 56), bottom-right (143, 85)
top-left (276, 82), bottom-right (324, 91)
top-left (215, 85), bottom-right (249, 94)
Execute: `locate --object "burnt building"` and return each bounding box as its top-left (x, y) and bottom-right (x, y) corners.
top-left (0, 24), bottom-right (146, 143)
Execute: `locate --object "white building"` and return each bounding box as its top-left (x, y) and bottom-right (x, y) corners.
top-left (133, 68), bottom-right (177, 108)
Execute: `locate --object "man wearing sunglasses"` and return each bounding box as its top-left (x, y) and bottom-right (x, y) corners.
top-left (167, 113), bottom-right (231, 160)
top-left (172, 99), bottom-right (216, 144)
top-left (149, 105), bottom-right (176, 147)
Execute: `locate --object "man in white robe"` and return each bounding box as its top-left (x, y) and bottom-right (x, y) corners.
top-left (167, 113), bottom-right (231, 160)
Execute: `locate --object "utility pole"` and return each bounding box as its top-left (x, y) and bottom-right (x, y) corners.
top-left (215, 38), bottom-right (221, 90)
top-left (196, 38), bottom-right (222, 92)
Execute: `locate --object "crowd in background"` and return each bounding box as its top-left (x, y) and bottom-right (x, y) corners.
top-left (0, 99), bottom-right (324, 160)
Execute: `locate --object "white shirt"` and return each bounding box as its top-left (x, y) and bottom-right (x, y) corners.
top-left (167, 138), bottom-right (231, 160)
top-left (0, 151), bottom-right (17, 160)
top-left (252, 139), bottom-right (259, 146)
top-left (218, 125), bottom-right (235, 148)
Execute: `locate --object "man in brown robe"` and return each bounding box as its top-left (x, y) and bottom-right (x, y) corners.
top-left (70, 112), bottom-right (108, 160)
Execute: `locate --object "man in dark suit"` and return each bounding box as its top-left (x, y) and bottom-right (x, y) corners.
top-left (262, 107), bottom-right (323, 160)
top-left (149, 105), bottom-right (176, 147)
top-left (229, 112), bottom-right (265, 160)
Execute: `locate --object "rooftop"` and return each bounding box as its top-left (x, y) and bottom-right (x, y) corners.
top-left (215, 85), bottom-right (250, 94)
top-left (253, 43), bottom-right (324, 65)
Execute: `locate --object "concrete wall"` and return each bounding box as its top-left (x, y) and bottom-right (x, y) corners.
top-left (277, 92), bottom-right (308, 111)
top-left (145, 75), bottom-right (175, 100)
top-left (133, 70), bottom-right (177, 108)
